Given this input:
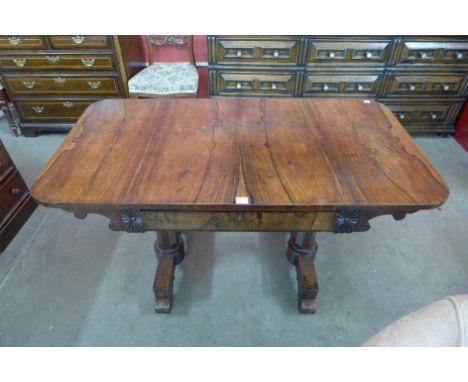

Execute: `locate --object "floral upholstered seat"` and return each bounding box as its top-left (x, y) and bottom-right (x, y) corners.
top-left (128, 62), bottom-right (198, 97)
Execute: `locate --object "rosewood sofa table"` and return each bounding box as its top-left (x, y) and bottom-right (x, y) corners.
top-left (32, 98), bottom-right (448, 314)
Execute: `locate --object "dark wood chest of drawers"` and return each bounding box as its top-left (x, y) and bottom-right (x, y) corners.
top-left (208, 36), bottom-right (468, 134)
top-left (0, 35), bottom-right (129, 136)
top-left (0, 139), bottom-right (36, 252)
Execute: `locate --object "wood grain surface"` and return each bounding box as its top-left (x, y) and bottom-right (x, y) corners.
top-left (32, 98), bottom-right (448, 212)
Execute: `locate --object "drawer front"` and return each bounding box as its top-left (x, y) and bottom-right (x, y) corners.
top-left (48, 35), bottom-right (110, 49)
top-left (307, 40), bottom-right (392, 65)
top-left (213, 70), bottom-right (298, 97)
top-left (303, 73), bottom-right (383, 97)
top-left (385, 73), bottom-right (467, 97)
top-left (0, 36), bottom-right (45, 50)
top-left (3, 75), bottom-right (120, 96)
top-left (211, 37), bottom-right (303, 65)
top-left (0, 171), bottom-right (28, 225)
top-left (384, 100), bottom-right (463, 129)
top-left (397, 41), bottom-right (468, 65)
top-left (0, 142), bottom-right (13, 178)
top-left (0, 54), bottom-right (116, 71)
top-left (16, 100), bottom-right (94, 122)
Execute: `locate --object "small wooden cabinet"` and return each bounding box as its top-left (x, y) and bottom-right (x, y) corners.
top-left (0, 139), bottom-right (36, 252)
top-left (0, 35), bottom-right (129, 136)
top-left (208, 35), bottom-right (468, 134)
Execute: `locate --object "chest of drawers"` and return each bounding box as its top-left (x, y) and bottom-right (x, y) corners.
top-left (0, 139), bottom-right (36, 252)
top-left (0, 35), bottom-right (129, 136)
top-left (208, 36), bottom-right (468, 134)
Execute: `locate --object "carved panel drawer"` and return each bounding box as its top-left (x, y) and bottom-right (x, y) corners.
top-left (0, 54), bottom-right (116, 71)
top-left (3, 75), bottom-right (120, 96)
top-left (396, 40), bottom-right (468, 65)
top-left (383, 100), bottom-right (464, 132)
top-left (15, 100), bottom-right (94, 122)
top-left (212, 70), bottom-right (299, 97)
top-left (307, 39), bottom-right (393, 66)
top-left (0, 170), bottom-right (28, 225)
top-left (209, 36), bottom-right (304, 66)
top-left (48, 35), bottom-right (110, 49)
top-left (303, 72), bottom-right (384, 97)
top-left (0, 36), bottom-right (46, 50)
top-left (384, 73), bottom-right (467, 97)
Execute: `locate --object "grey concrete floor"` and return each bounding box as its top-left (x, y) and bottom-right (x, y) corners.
top-left (0, 115), bottom-right (467, 346)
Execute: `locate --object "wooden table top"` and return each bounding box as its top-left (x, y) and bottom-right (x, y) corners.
top-left (32, 98), bottom-right (448, 212)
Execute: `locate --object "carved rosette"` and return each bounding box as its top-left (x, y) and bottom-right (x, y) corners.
top-left (120, 210), bottom-right (146, 233)
top-left (333, 209), bottom-right (360, 233)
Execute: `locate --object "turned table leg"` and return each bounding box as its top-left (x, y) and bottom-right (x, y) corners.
top-left (286, 231), bottom-right (319, 314)
top-left (153, 231), bottom-right (185, 313)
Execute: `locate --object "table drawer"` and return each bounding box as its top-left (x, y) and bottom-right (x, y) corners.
top-left (0, 170), bottom-right (28, 225)
top-left (303, 72), bottom-right (384, 97)
top-left (383, 100), bottom-right (463, 128)
top-left (0, 36), bottom-right (46, 50)
top-left (209, 36), bottom-right (303, 65)
top-left (385, 73), bottom-right (467, 97)
top-left (307, 39), bottom-right (392, 65)
top-left (16, 100), bottom-right (94, 122)
top-left (48, 35), bottom-right (110, 49)
top-left (212, 70), bottom-right (298, 97)
top-left (0, 54), bottom-right (116, 71)
top-left (396, 40), bottom-right (468, 65)
top-left (3, 75), bottom-right (120, 96)
top-left (0, 142), bottom-right (13, 178)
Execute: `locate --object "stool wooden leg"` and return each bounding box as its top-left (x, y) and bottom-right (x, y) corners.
top-left (286, 232), bottom-right (319, 314)
top-left (0, 100), bottom-right (20, 137)
top-left (153, 231), bottom-right (185, 313)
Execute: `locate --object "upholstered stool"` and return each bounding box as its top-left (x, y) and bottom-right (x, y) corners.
top-left (362, 295), bottom-right (468, 346)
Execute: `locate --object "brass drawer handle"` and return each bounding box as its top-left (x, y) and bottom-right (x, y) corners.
top-left (455, 52), bottom-right (464, 59)
top-left (54, 77), bottom-right (66, 84)
top-left (63, 101), bottom-right (75, 108)
top-left (72, 36), bottom-right (86, 44)
top-left (8, 36), bottom-right (21, 46)
top-left (10, 187), bottom-right (22, 195)
top-left (357, 84), bottom-right (364, 91)
top-left (32, 105), bottom-right (44, 113)
top-left (430, 112), bottom-right (438, 120)
top-left (397, 113), bottom-right (405, 120)
top-left (365, 51), bottom-right (373, 59)
top-left (271, 83), bottom-right (277, 90)
top-left (322, 83), bottom-right (329, 91)
top-left (420, 52), bottom-right (428, 59)
top-left (87, 80), bottom-right (101, 89)
top-left (236, 82), bottom-right (242, 89)
top-left (236, 50), bottom-right (242, 57)
top-left (81, 58), bottom-right (96, 67)
top-left (22, 81), bottom-right (36, 89)
top-left (328, 52), bottom-right (336, 58)
top-left (408, 84), bottom-right (416, 91)
top-left (273, 50), bottom-right (279, 58)
top-left (46, 56), bottom-right (60, 63)
top-left (13, 59), bottom-right (27, 67)
top-left (442, 84), bottom-right (450, 91)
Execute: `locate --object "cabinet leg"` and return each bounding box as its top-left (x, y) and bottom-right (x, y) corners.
top-left (286, 232), bottom-right (319, 314)
top-left (153, 231), bottom-right (185, 313)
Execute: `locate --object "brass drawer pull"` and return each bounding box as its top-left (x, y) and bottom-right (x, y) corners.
top-left (430, 112), bottom-right (438, 120)
top-left (32, 105), bottom-right (44, 113)
top-left (22, 81), bottom-right (36, 89)
top-left (236, 50), bottom-right (242, 57)
top-left (63, 101), bottom-right (75, 108)
top-left (365, 51), bottom-right (373, 59)
top-left (72, 36), bottom-right (86, 44)
top-left (420, 52), bottom-right (428, 59)
top-left (8, 36), bottom-right (21, 46)
top-left (81, 58), bottom-right (96, 67)
top-left (236, 82), bottom-right (242, 89)
top-left (13, 59), bottom-right (27, 67)
top-left (54, 77), bottom-right (66, 84)
top-left (408, 84), bottom-right (416, 91)
top-left (357, 84), bottom-right (364, 91)
top-left (273, 50), bottom-right (279, 58)
top-left (322, 83), bottom-right (329, 91)
top-left (442, 84), bottom-right (450, 91)
top-left (10, 187), bottom-right (22, 195)
top-left (46, 56), bottom-right (61, 63)
top-left (271, 83), bottom-right (277, 90)
top-left (397, 113), bottom-right (405, 120)
top-left (328, 52), bottom-right (336, 58)
top-left (87, 80), bottom-right (101, 89)
top-left (455, 52), bottom-right (464, 59)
